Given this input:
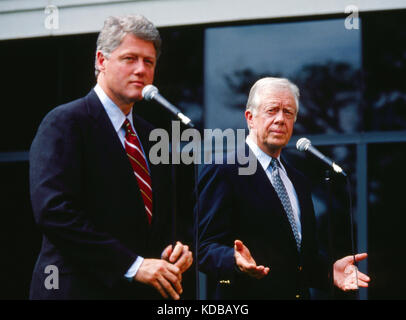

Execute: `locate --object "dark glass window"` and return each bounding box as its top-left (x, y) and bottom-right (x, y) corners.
top-left (368, 142), bottom-right (406, 299)
top-left (204, 18), bottom-right (362, 134)
top-left (0, 34), bottom-right (97, 152)
top-left (363, 10), bottom-right (406, 132)
top-left (0, 162), bottom-right (41, 299)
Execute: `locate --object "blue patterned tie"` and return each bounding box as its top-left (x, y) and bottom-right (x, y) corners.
top-left (270, 158), bottom-right (301, 251)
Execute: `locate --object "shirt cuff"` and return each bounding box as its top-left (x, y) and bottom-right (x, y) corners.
top-left (124, 256), bottom-right (144, 281)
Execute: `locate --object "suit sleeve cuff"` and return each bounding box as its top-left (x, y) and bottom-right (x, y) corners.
top-left (124, 256), bottom-right (144, 281)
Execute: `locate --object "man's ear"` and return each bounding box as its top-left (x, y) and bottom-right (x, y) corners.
top-left (96, 51), bottom-right (107, 73)
top-left (245, 109), bottom-right (254, 130)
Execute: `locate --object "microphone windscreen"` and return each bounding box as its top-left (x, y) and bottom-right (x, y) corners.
top-left (142, 84), bottom-right (158, 101)
top-left (296, 137), bottom-right (311, 151)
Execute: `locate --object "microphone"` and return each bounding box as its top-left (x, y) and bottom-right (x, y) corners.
top-left (296, 137), bottom-right (347, 177)
top-left (142, 84), bottom-right (194, 127)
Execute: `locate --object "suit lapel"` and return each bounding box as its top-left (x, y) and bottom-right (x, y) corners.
top-left (84, 90), bottom-right (149, 226)
top-left (241, 144), bottom-right (299, 251)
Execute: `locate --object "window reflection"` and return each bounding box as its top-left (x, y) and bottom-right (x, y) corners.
top-left (204, 18), bottom-right (362, 134)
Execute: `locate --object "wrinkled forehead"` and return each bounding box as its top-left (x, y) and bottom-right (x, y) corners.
top-left (258, 87), bottom-right (297, 110)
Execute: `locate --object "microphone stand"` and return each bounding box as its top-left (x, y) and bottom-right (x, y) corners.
top-left (171, 158), bottom-right (177, 249)
top-left (298, 142), bottom-right (357, 299)
top-left (144, 90), bottom-right (200, 300)
top-left (325, 169), bottom-right (359, 300)
top-left (193, 161), bottom-right (200, 300)
top-left (325, 169), bottom-right (335, 299)
top-left (170, 120), bottom-right (200, 301)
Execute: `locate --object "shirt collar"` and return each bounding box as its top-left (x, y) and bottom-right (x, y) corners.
top-left (246, 136), bottom-right (286, 174)
top-left (94, 84), bottom-right (134, 132)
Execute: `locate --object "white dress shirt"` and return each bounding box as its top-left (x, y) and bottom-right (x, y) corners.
top-left (93, 84), bottom-right (144, 280)
top-left (246, 136), bottom-right (302, 242)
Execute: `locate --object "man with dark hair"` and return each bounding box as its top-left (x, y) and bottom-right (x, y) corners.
top-left (29, 14), bottom-right (192, 300)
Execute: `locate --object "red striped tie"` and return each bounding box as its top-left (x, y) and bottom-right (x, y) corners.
top-left (123, 119), bottom-right (153, 224)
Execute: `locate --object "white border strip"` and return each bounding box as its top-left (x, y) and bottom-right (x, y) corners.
top-left (0, 0), bottom-right (405, 40)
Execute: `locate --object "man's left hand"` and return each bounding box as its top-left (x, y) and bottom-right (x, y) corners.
top-left (333, 253), bottom-right (370, 291)
top-left (162, 241), bottom-right (193, 274)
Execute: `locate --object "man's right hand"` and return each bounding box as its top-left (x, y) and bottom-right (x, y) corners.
top-left (134, 258), bottom-right (182, 300)
top-left (234, 239), bottom-right (270, 279)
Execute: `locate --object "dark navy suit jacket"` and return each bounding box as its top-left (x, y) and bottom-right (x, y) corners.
top-left (29, 89), bottom-right (173, 299)
top-left (197, 146), bottom-right (330, 299)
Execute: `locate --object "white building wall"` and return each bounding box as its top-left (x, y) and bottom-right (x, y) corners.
top-left (0, 0), bottom-right (405, 40)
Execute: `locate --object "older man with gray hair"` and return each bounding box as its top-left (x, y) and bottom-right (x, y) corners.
top-left (29, 14), bottom-right (192, 300)
top-left (198, 77), bottom-right (370, 299)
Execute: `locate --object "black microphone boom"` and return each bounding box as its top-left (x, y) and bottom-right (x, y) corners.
top-left (296, 137), bottom-right (347, 177)
top-left (142, 84), bottom-right (194, 127)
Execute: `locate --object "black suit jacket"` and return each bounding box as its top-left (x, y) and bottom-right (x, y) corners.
top-left (197, 145), bottom-right (330, 299)
top-left (29, 89), bottom-right (174, 299)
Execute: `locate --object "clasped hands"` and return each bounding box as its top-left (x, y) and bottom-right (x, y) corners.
top-left (234, 239), bottom-right (370, 291)
top-left (134, 241), bottom-right (193, 300)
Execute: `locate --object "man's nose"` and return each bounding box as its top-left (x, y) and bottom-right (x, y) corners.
top-left (274, 110), bottom-right (286, 123)
top-left (133, 60), bottom-right (146, 75)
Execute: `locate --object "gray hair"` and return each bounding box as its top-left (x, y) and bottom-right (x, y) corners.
top-left (246, 77), bottom-right (300, 120)
top-left (95, 14), bottom-right (161, 77)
